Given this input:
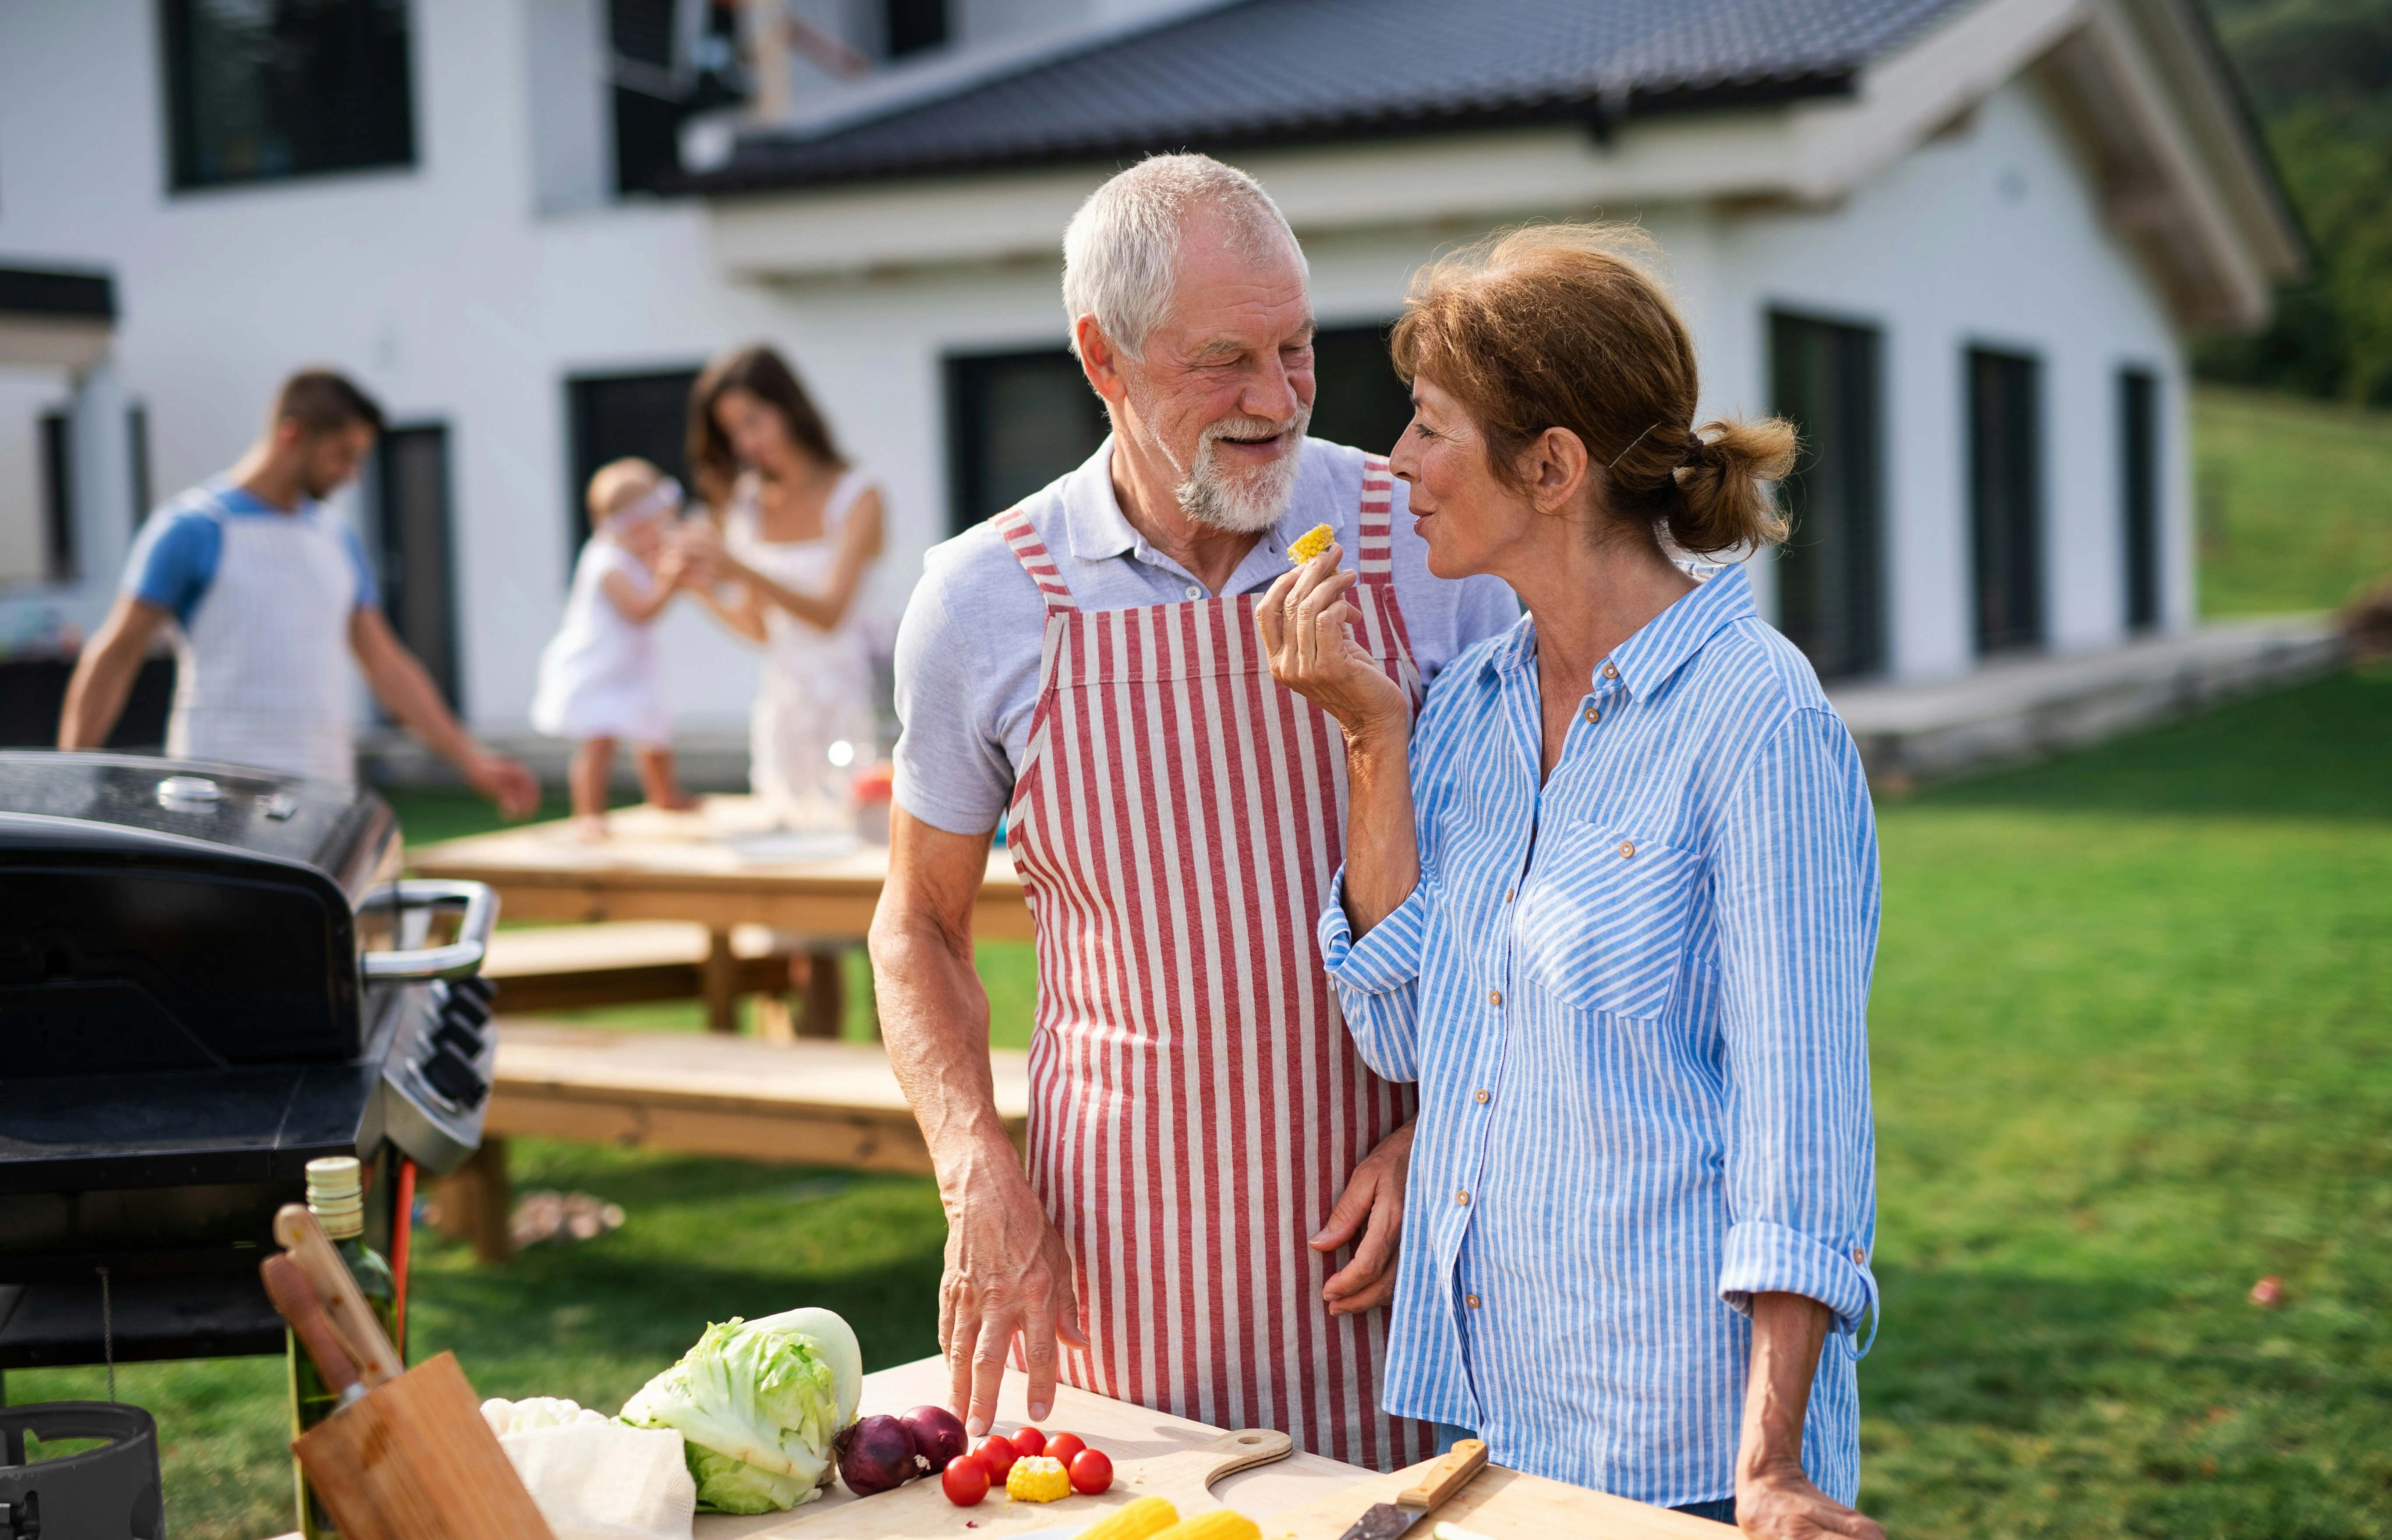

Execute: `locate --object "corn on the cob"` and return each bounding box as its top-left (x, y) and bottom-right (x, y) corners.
top-left (1287, 523), bottom-right (1334, 565)
top-left (1077, 1495), bottom-right (1182, 1540)
top-left (1147, 1510), bottom-right (1263, 1540)
top-left (1005, 1455), bottom-right (1072, 1502)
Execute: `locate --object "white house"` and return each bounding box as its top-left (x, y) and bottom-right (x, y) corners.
top-left (0, 0), bottom-right (2301, 774)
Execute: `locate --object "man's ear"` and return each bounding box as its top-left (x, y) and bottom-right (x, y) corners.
top-left (1075, 316), bottom-right (1130, 413)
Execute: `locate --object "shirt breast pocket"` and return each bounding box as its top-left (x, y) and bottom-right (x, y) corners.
top-left (1513, 823), bottom-right (1701, 1020)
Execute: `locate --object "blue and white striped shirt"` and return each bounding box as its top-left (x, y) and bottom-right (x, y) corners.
top-left (1319, 564), bottom-right (1879, 1508)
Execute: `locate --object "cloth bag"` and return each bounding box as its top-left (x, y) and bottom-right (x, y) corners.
top-left (484, 1397), bottom-right (696, 1540)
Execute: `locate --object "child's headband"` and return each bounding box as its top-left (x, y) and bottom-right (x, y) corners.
top-left (605, 477), bottom-right (683, 530)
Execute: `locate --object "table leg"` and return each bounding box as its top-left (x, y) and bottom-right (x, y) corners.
top-left (435, 1137), bottom-right (513, 1265)
top-left (703, 929), bottom-right (740, 1034)
top-left (797, 946), bottom-right (843, 1038)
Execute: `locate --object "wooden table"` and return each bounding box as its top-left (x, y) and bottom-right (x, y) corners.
top-left (411, 797), bottom-right (1030, 1031)
top-left (696, 1355), bottom-right (1373, 1538)
top-left (435, 1024), bottom-right (1032, 1262)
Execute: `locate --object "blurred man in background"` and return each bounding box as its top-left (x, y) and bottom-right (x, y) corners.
top-left (59, 368), bottom-right (537, 814)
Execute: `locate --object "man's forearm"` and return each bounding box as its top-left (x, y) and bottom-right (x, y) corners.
top-left (59, 601), bottom-right (165, 750)
top-left (358, 630), bottom-right (478, 767)
top-left (870, 912), bottom-right (1023, 1207)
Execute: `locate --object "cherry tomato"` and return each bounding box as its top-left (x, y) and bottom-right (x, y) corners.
top-left (972, 1434), bottom-right (1019, 1481)
top-left (1044, 1432), bottom-right (1086, 1468)
top-left (941, 1454), bottom-right (991, 1507)
top-left (1011, 1425), bottom-right (1047, 1459)
top-left (1069, 1447), bottom-right (1114, 1495)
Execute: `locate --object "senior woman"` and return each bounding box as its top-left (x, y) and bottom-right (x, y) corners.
top-left (1260, 226), bottom-right (1883, 1538)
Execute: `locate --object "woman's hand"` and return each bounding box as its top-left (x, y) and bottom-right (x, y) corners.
top-left (1736, 1464), bottom-right (1884, 1540)
top-left (1257, 543), bottom-right (1408, 744)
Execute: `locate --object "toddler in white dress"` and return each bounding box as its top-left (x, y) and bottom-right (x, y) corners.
top-left (531, 459), bottom-right (699, 836)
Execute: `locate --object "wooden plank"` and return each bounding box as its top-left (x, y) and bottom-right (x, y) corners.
top-left (1272, 1458), bottom-right (1730, 1540)
top-left (408, 795), bottom-right (1033, 943)
top-left (486, 1096), bottom-right (939, 1174)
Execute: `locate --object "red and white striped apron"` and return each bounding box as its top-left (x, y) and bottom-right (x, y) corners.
top-left (995, 457), bottom-right (1433, 1470)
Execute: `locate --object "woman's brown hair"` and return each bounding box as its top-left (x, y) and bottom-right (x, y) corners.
top-left (686, 343), bottom-right (846, 507)
top-left (1390, 225), bottom-right (1795, 556)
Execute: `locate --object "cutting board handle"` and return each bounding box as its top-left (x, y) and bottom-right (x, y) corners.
top-left (1190, 1427), bottom-right (1296, 1489)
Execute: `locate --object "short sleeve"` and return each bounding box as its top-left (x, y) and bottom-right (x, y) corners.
top-left (891, 572), bottom-right (1016, 836)
top-left (340, 524), bottom-right (380, 611)
top-left (123, 509), bottom-right (222, 626)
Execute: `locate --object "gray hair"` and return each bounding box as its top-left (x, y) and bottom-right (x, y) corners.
top-left (1062, 153), bottom-right (1306, 360)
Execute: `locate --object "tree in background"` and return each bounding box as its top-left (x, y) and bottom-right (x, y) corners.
top-left (2198, 0), bottom-right (2392, 403)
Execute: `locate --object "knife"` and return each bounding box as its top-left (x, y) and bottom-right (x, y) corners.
top-left (261, 1252), bottom-right (368, 1408)
top-left (1337, 1438), bottom-right (1488, 1540)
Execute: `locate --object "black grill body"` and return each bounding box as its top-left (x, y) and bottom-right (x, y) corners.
top-left (0, 753), bottom-right (498, 1370)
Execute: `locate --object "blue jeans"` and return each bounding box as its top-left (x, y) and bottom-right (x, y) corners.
top-left (1430, 1427), bottom-right (1735, 1526)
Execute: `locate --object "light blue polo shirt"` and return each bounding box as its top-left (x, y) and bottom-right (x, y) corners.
top-left (892, 436), bottom-right (1518, 837)
top-left (124, 480), bottom-right (379, 626)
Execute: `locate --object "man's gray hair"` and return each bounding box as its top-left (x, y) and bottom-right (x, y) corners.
top-left (1062, 153), bottom-right (1306, 360)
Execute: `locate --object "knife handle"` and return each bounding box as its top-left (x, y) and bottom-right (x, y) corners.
top-left (261, 1253), bottom-right (364, 1400)
top-left (1397, 1438), bottom-right (1487, 1512)
top-left (274, 1203), bottom-right (404, 1387)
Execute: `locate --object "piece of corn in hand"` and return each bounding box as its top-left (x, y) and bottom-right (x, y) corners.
top-left (1287, 523), bottom-right (1334, 565)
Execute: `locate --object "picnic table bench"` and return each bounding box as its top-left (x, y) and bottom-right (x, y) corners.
top-left (436, 1023), bottom-right (1031, 1262)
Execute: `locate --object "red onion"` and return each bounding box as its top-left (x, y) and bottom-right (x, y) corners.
top-left (899, 1403), bottom-right (970, 1473)
top-left (836, 1414), bottom-right (919, 1496)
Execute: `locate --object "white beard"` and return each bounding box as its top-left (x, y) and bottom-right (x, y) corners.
top-left (1137, 399), bottom-right (1312, 535)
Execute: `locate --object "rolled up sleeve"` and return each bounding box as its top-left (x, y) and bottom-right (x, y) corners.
top-left (1712, 707), bottom-right (1880, 1338)
top-left (1317, 867), bottom-right (1433, 1082)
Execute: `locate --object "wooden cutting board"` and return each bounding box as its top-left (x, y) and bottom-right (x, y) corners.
top-left (1271, 1458), bottom-right (1732, 1540)
top-left (703, 1427), bottom-right (1295, 1540)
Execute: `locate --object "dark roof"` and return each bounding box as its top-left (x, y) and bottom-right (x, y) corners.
top-left (0, 265), bottom-right (114, 321)
top-left (694, 0), bottom-right (1978, 194)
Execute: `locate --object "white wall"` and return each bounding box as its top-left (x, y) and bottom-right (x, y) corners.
top-left (0, 0), bottom-right (2194, 743)
top-left (1691, 78), bottom-right (2190, 680)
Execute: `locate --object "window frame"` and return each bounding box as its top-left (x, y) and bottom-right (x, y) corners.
top-left (157, 0), bottom-right (420, 195)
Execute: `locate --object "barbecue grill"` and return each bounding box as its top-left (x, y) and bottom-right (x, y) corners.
top-left (0, 751), bottom-right (499, 1374)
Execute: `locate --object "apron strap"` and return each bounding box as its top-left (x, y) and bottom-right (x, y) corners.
top-left (1354, 455), bottom-right (1414, 661)
top-left (993, 506), bottom-right (1079, 613)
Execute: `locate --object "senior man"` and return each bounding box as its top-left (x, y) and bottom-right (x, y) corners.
top-left (872, 154), bottom-right (1514, 1468)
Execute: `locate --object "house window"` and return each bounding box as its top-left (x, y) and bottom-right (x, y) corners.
top-left (943, 323), bottom-right (1416, 536)
top-left (1769, 312), bottom-right (1885, 680)
top-left (608, 0), bottom-right (743, 195)
top-left (2120, 368), bottom-right (2161, 632)
top-left (159, 0), bottom-right (416, 191)
top-left (1967, 348), bottom-right (2044, 655)
top-left (39, 410), bottom-right (75, 583)
top-left (884, 0), bottom-right (948, 59)
top-left (945, 350), bottom-right (1108, 535)
top-left (369, 424), bottom-right (460, 708)
top-left (566, 368), bottom-right (702, 551)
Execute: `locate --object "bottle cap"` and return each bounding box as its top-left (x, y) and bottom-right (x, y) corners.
top-left (305, 1155), bottom-right (365, 1240)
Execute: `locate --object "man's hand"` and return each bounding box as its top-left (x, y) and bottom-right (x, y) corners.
top-left (1735, 1463), bottom-right (1885, 1540)
top-left (464, 749), bottom-right (540, 821)
top-left (1311, 1119), bottom-right (1414, 1315)
top-left (938, 1154), bottom-right (1089, 1435)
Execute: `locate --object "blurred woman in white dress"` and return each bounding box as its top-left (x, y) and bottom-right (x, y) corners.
top-left (682, 343), bottom-right (885, 833)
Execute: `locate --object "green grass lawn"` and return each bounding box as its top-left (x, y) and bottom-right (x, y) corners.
top-left (2193, 385), bottom-right (2392, 616)
top-left (17, 671), bottom-right (2386, 1538)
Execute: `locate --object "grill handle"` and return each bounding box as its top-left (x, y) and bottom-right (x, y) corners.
top-left (361, 879), bottom-right (499, 982)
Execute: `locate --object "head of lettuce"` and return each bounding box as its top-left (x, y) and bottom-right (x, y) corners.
top-left (619, 1306), bottom-right (863, 1513)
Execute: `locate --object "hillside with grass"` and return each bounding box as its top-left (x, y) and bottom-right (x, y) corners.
top-left (2194, 385), bottom-right (2392, 614)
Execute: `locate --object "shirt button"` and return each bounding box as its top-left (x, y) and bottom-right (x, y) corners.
top-left (1465, 1293), bottom-right (1482, 1309)
top-left (1618, 841), bottom-right (1636, 859)
top-left (1853, 1247), bottom-right (1867, 1264)
top-left (1583, 706), bottom-right (1600, 725)
top-left (1488, 989), bottom-right (1501, 1007)
top-left (1603, 664), bottom-right (1619, 679)
top-left (1455, 1189), bottom-right (1470, 1205)
top-left (1185, 586), bottom-right (1201, 600)
top-left (1503, 887), bottom-right (1514, 902)
top-left (1474, 1088), bottom-right (1490, 1104)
